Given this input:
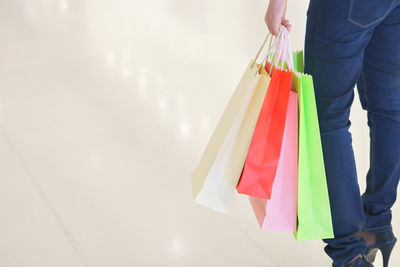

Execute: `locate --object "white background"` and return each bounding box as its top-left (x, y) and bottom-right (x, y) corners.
top-left (0, 0), bottom-right (398, 266)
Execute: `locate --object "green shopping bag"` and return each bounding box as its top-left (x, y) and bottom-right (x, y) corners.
top-left (292, 50), bottom-right (334, 241)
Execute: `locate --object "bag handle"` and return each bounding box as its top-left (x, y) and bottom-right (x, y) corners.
top-left (267, 29), bottom-right (285, 75)
top-left (266, 26), bottom-right (294, 73)
top-left (261, 33), bottom-right (278, 68)
top-left (282, 26), bottom-right (294, 71)
top-left (253, 33), bottom-right (271, 64)
top-left (251, 32), bottom-right (277, 73)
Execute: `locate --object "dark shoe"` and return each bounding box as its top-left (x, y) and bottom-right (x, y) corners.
top-left (365, 231), bottom-right (397, 267)
top-left (332, 255), bottom-right (373, 267)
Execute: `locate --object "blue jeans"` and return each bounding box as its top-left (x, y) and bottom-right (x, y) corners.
top-left (304, 0), bottom-right (400, 266)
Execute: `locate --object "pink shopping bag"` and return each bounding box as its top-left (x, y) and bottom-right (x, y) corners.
top-left (249, 89), bottom-right (298, 232)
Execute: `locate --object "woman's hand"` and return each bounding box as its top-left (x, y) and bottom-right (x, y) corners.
top-left (265, 0), bottom-right (291, 35)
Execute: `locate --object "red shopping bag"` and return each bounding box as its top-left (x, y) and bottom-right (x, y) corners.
top-left (236, 63), bottom-right (292, 199)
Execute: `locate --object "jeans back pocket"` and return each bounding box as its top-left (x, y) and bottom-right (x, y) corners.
top-left (348, 0), bottom-right (394, 28)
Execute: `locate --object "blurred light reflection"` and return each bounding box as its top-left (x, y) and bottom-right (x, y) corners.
top-left (176, 94), bottom-right (185, 105)
top-left (200, 116), bottom-right (210, 131)
top-left (89, 151), bottom-right (102, 167)
top-left (137, 77), bottom-right (148, 96)
top-left (105, 51), bottom-right (115, 68)
top-left (158, 96), bottom-right (167, 111)
top-left (23, 3), bottom-right (38, 24)
top-left (58, 0), bottom-right (68, 11)
top-left (180, 121), bottom-right (190, 138)
top-left (171, 238), bottom-right (183, 254)
top-left (122, 50), bottom-right (131, 60)
top-left (121, 68), bottom-right (132, 79)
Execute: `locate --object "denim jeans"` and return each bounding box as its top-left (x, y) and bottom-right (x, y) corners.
top-left (304, 0), bottom-right (400, 266)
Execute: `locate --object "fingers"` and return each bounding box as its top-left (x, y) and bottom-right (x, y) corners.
top-left (264, 18), bottom-right (291, 35)
top-left (282, 19), bottom-right (292, 32)
top-left (264, 18), bottom-right (291, 36)
top-left (264, 13), bottom-right (292, 36)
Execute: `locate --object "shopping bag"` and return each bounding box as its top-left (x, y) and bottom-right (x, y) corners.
top-left (292, 50), bottom-right (334, 240)
top-left (192, 35), bottom-right (273, 213)
top-left (194, 71), bottom-right (269, 213)
top-left (249, 89), bottom-right (298, 231)
top-left (236, 29), bottom-right (292, 200)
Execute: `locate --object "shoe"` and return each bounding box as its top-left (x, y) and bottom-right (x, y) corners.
top-left (365, 231), bottom-right (397, 267)
top-left (332, 254), bottom-right (373, 267)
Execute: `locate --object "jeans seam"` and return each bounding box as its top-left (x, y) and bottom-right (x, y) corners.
top-left (363, 67), bottom-right (375, 199)
top-left (363, 225), bottom-right (392, 231)
top-left (361, 68), bottom-right (368, 105)
top-left (347, 0), bottom-right (395, 28)
top-left (361, 67), bottom-right (376, 203)
top-left (369, 113), bottom-right (376, 199)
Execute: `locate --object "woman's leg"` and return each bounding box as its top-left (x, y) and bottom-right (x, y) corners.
top-left (356, 4), bottom-right (400, 235)
top-left (304, 0), bottom-right (398, 265)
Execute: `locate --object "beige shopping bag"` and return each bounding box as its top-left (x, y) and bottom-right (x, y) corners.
top-left (192, 36), bottom-right (273, 212)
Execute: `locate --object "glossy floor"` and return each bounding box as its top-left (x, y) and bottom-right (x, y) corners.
top-left (0, 0), bottom-right (398, 266)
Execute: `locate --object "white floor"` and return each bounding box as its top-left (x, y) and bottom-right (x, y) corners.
top-left (0, 0), bottom-right (399, 266)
